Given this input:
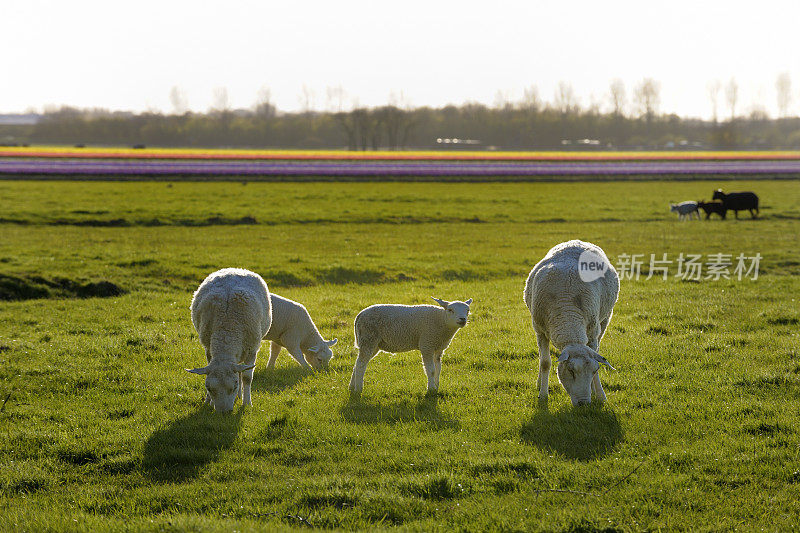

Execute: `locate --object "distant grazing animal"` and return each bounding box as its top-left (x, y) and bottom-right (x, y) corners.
top-left (698, 200), bottom-right (727, 220)
top-left (669, 201), bottom-right (700, 221)
top-left (712, 189), bottom-right (759, 219)
top-left (349, 297), bottom-right (472, 394)
top-left (524, 240), bottom-right (618, 406)
top-left (264, 293), bottom-right (337, 371)
top-left (188, 268), bottom-right (272, 413)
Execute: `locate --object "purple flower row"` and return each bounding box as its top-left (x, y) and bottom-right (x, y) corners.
top-left (2, 159), bottom-right (800, 176)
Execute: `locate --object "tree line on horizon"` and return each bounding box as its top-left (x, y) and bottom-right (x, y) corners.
top-left (3, 77), bottom-right (800, 150)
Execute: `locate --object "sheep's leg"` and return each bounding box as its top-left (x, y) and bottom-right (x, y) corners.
top-left (591, 373), bottom-right (607, 403)
top-left (286, 343), bottom-right (313, 371)
top-left (535, 333), bottom-right (551, 400)
top-left (421, 350), bottom-right (437, 393)
top-left (433, 351), bottom-right (443, 391)
top-left (349, 343), bottom-right (378, 393)
top-left (241, 356), bottom-right (257, 407)
top-left (266, 341), bottom-right (282, 369)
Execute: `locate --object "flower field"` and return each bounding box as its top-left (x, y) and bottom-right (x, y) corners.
top-left (2, 147), bottom-right (800, 178)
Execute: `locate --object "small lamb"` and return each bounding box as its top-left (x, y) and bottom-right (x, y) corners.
top-left (669, 201), bottom-right (700, 221)
top-left (187, 268), bottom-right (272, 413)
top-left (524, 240), bottom-right (618, 406)
top-left (264, 293), bottom-right (337, 371)
top-left (349, 297), bottom-right (472, 394)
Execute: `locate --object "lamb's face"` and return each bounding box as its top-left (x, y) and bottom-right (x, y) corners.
top-left (203, 364), bottom-right (240, 413)
top-left (556, 345), bottom-right (601, 407)
top-left (306, 338), bottom-right (337, 370)
top-left (669, 204), bottom-right (678, 212)
top-left (444, 300), bottom-right (471, 329)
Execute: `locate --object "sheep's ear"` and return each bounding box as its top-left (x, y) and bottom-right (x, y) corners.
top-left (325, 338), bottom-right (338, 347)
top-left (589, 349), bottom-right (615, 371)
top-left (186, 366), bottom-right (209, 375)
top-left (307, 345), bottom-right (320, 353)
top-left (234, 363), bottom-right (256, 372)
top-left (557, 350), bottom-right (571, 363)
top-left (464, 298), bottom-right (473, 305)
top-left (431, 297), bottom-right (449, 308)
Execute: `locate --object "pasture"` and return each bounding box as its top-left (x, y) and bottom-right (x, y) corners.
top-left (1, 179), bottom-right (799, 531)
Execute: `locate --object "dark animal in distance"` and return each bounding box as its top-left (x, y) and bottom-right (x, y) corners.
top-left (712, 189), bottom-right (759, 219)
top-left (698, 200), bottom-right (727, 220)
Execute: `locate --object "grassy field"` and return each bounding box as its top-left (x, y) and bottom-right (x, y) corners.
top-left (0, 179), bottom-right (799, 531)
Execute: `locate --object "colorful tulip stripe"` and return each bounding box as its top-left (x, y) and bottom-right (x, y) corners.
top-left (1, 147), bottom-right (800, 177)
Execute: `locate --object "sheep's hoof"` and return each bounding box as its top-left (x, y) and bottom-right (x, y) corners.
top-left (537, 396), bottom-right (549, 409)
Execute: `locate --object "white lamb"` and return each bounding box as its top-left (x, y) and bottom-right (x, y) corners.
top-left (524, 240), bottom-right (619, 406)
top-left (264, 293), bottom-right (337, 371)
top-left (670, 201), bottom-right (700, 221)
top-left (349, 297), bottom-right (472, 394)
top-left (187, 268), bottom-right (272, 413)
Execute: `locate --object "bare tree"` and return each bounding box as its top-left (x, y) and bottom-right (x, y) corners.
top-left (169, 86), bottom-right (188, 115)
top-left (299, 84), bottom-right (316, 114)
top-left (553, 81), bottom-right (579, 115)
top-left (254, 86), bottom-right (276, 117)
top-left (633, 78), bottom-right (660, 124)
top-left (211, 87), bottom-right (230, 114)
top-left (520, 85), bottom-right (541, 112)
top-left (776, 72), bottom-right (792, 118)
top-left (725, 77), bottom-right (739, 121)
top-left (326, 85), bottom-right (347, 113)
top-left (707, 79), bottom-right (722, 124)
top-left (608, 78), bottom-right (626, 117)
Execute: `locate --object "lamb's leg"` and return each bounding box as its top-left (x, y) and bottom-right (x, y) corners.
top-left (421, 350), bottom-right (437, 394)
top-left (242, 361), bottom-right (256, 407)
top-left (591, 372), bottom-right (607, 403)
top-left (536, 333), bottom-right (551, 401)
top-left (286, 343), bottom-right (313, 371)
top-left (433, 351), bottom-right (443, 391)
top-left (266, 341), bottom-right (282, 369)
top-left (349, 343), bottom-right (378, 393)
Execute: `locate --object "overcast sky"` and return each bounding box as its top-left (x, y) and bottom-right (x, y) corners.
top-left (2, 1), bottom-right (799, 118)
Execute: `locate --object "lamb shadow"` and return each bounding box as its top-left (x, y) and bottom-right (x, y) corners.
top-left (520, 404), bottom-right (623, 461)
top-left (142, 406), bottom-right (243, 482)
top-left (251, 365), bottom-right (309, 393)
top-left (340, 393), bottom-right (459, 430)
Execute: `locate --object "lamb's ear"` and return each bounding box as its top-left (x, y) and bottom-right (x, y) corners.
top-left (234, 363), bottom-right (256, 373)
top-left (464, 298), bottom-right (473, 305)
top-left (557, 350), bottom-right (571, 363)
top-left (431, 297), bottom-right (449, 308)
top-left (307, 345), bottom-right (320, 353)
top-left (588, 349), bottom-right (615, 371)
top-left (325, 338), bottom-right (338, 347)
top-left (186, 366), bottom-right (210, 375)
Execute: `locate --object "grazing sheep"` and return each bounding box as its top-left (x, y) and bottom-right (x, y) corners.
top-left (349, 297), bottom-right (472, 394)
top-left (524, 240), bottom-right (618, 406)
top-left (264, 293), bottom-right (337, 371)
top-left (669, 201), bottom-right (700, 221)
top-left (712, 189), bottom-right (759, 219)
top-left (698, 200), bottom-right (727, 220)
top-left (187, 268), bottom-right (272, 413)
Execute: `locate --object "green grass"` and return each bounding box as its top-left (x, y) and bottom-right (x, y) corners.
top-left (0, 179), bottom-right (799, 531)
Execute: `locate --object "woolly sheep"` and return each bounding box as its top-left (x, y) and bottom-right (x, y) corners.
top-left (524, 240), bottom-right (618, 406)
top-left (349, 297), bottom-right (472, 394)
top-left (264, 293), bottom-right (338, 371)
top-left (712, 189), bottom-right (759, 219)
top-left (669, 201), bottom-right (700, 221)
top-left (187, 268), bottom-right (272, 413)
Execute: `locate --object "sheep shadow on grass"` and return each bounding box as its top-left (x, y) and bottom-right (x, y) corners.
top-left (142, 406), bottom-right (243, 482)
top-left (251, 365), bottom-right (309, 393)
top-left (341, 393), bottom-right (459, 431)
top-left (520, 404), bottom-right (622, 461)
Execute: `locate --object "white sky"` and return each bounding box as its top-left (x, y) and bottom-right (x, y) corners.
top-left (2, 0), bottom-right (800, 119)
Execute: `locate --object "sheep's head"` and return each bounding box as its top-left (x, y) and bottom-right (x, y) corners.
top-left (432, 297), bottom-right (473, 329)
top-left (305, 338), bottom-right (337, 370)
top-left (712, 189), bottom-right (725, 201)
top-left (669, 203), bottom-right (678, 212)
top-left (186, 360), bottom-right (255, 413)
top-left (556, 344), bottom-right (614, 407)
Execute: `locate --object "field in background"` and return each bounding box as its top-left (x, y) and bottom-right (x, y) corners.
top-left (1, 179), bottom-right (799, 531)
top-left (3, 147), bottom-right (800, 179)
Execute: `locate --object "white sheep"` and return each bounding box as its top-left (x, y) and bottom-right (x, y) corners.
top-left (264, 293), bottom-right (337, 371)
top-left (349, 297), bottom-right (472, 394)
top-left (524, 240), bottom-right (618, 406)
top-left (669, 201), bottom-right (700, 221)
top-left (187, 268), bottom-right (272, 413)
